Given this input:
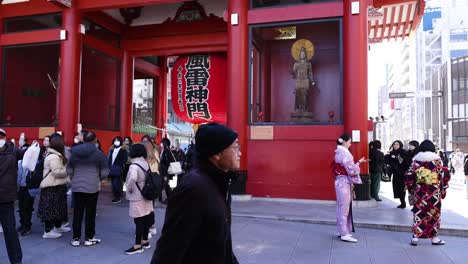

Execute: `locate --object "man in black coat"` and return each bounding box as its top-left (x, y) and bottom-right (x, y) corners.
top-left (151, 123), bottom-right (240, 264)
top-left (369, 140), bottom-right (385, 201)
top-left (0, 128), bottom-right (23, 264)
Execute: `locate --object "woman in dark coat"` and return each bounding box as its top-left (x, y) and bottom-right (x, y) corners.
top-left (108, 136), bottom-right (128, 204)
top-left (388, 140), bottom-right (409, 208)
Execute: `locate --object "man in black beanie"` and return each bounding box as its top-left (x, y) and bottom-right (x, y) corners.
top-left (151, 123), bottom-right (240, 264)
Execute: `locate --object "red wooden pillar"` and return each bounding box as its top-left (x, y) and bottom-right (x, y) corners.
top-left (59, 7), bottom-right (82, 145)
top-left (120, 51), bottom-right (134, 138)
top-left (343, 0), bottom-right (369, 169)
top-left (156, 57), bottom-right (167, 142)
top-left (228, 0), bottom-right (249, 170)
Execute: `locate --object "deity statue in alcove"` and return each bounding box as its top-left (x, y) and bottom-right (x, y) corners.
top-left (291, 39), bottom-right (317, 122)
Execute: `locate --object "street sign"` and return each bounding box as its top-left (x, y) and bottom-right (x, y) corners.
top-left (389, 92), bottom-right (413, 98)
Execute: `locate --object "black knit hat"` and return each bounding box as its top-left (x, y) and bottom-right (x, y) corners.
top-left (195, 123), bottom-right (238, 159)
top-left (408, 140), bottom-right (419, 148)
top-left (419, 140), bottom-right (435, 153)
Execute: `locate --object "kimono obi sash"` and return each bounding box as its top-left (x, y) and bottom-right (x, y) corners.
top-left (331, 161), bottom-right (347, 177)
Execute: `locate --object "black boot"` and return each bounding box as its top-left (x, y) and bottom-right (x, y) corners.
top-left (397, 197), bottom-right (406, 208)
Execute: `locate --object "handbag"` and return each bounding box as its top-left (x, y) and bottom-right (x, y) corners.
top-left (167, 150), bottom-right (183, 175)
top-left (22, 142), bottom-right (40, 171)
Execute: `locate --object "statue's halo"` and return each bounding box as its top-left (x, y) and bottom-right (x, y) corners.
top-left (291, 39), bottom-right (314, 61)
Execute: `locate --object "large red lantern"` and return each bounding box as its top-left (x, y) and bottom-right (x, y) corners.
top-left (170, 54), bottom-right (227, 124)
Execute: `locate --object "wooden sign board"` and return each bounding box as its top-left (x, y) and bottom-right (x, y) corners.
top-left (48, 0), bottom-right (71, 8)
top-left (250, 126), bottom-right (274, 140)
top-left (38, 127), bottom-right (56, 139)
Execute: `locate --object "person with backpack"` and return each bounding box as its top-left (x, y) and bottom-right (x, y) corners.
top-left (108, 136), bottom-right (128, 204)
top-left (37, 133), bottom-right (71, 239)
top-left (16, 143), bottom-right (36, 236)
top-left (67, 131), bottom-right (109, 247)
top-left (0, 128), bottom-right (24, 264)
top-left (142, 140), bottom-right (160, 237)
top-left (124, 144), bottom-right (155, 255)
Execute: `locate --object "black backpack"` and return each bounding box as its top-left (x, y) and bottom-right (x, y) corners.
top-left (26, 155), bottom-right (50, 189)
top-left (131, 163), bottom-right (163, 201)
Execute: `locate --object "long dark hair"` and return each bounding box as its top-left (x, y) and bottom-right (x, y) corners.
top-left (390, 140), bottom-right (404, 152)
top-left (49, 133), bottom-right (67, 164)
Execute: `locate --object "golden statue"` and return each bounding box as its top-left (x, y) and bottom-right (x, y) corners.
top-left (291, 39), bottom-right (316, 121)
top-left (291, 39), bottom-right (315, 112)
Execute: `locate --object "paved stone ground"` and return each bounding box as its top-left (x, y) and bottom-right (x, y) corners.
top-left (1, 187), bottom-right (468, 264)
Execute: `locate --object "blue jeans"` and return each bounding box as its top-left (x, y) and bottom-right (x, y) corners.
top-left (0, 202), bottom-right (23, 263)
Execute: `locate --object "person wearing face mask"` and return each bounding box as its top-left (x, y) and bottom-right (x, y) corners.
top-left (108, 136), bottom-right (128, 204)
top-left (0, 128), bottom-right (24, 264)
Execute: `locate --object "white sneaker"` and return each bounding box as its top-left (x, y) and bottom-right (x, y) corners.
top-left (411, 237), bottom-right (419, 246)
top-left (70, 238), bottom-right (80, 247)
top-left (54, 226), bottom-right (71, 233)
top-left (43, 230), bottom-right (62, 239)
top-left (62, 222), bottom-right (70, 227)
top-left (340, 234), bottom-right (358, 243)
top-left (84, 237), bottom-right (101, 246)
top-left (150, 227), bottom-right (157, 235)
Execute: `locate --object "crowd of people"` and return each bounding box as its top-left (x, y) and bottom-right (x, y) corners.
top-left (0, 127), bottom-right (197, 264)
top-left (333, 136), bottom-right (454, 246)
top-left (2, 123), bottom-right (468, 263)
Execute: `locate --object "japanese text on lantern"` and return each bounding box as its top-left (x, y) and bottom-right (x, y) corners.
top-left (177, 66), bottom-right (184, 111)
top-left (184, 55), bottom-right (212, 120)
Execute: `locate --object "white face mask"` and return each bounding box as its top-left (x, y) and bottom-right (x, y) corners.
top-left (74, 138), bottom-right (80, 144)
top-left (95, 144), bottom-right (100, 149)
top-left (0, 139), bottom-right (5, 148)
top-left (114, 141), bottom-right (121, 147)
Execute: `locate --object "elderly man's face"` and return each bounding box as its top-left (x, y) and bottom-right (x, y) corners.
top-left (216, 140), bottom-right (241, 172)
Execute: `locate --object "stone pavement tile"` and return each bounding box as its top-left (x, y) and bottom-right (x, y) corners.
top-left (233, 219), bottom-right (303, 264)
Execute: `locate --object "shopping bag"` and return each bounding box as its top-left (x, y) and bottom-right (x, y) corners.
top-left (168, 161), bottom-right (182, 175)
top-left (22, 142), bottom-right (40, 171)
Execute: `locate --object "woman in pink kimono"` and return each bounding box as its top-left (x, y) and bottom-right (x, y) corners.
top-left (332, 134), bottom-right (366, 243)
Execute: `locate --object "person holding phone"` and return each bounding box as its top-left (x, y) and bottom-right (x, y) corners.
top-left (331, 134), bottom-right (367, 243)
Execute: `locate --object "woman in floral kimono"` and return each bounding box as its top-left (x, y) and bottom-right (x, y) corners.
top-left (405, 140), bottom-right (450, 246)
top-left (332, 134), bottom-right (366, 243)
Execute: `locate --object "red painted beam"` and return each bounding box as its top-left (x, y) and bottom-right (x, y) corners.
top-left (248, 2), bottom-right (343, 24)
top-left (83, 11), bottom-right (125, 35)
top-left (386, 6), bottom-right (397, 40)
top-left (373, 0), bottom-right (417, 8)
top-left (0, 0), bottom-right (61, 18)
top-left (130, 45), bottom-right (227, 57)
top-left (400, 2), bottom-right (414, 39)
top-left (135, 58), bottom-right (161, 77)
top-left (393, 4), bottom-right (405, 39)
top-left (78, 0), bottom-right (186, 11)
top-left (0, 29), bottom-right (62, 46)
top-left (379, 7), bottom-right (389, 41)
top-left (83, 35), bottom-right (123, 60)
top-left (127, 18), bottom-right (227, 39)
top-left (123, 32), bottom-right (227, 52)
top-left (410, 0), bottom-right (425, 33)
